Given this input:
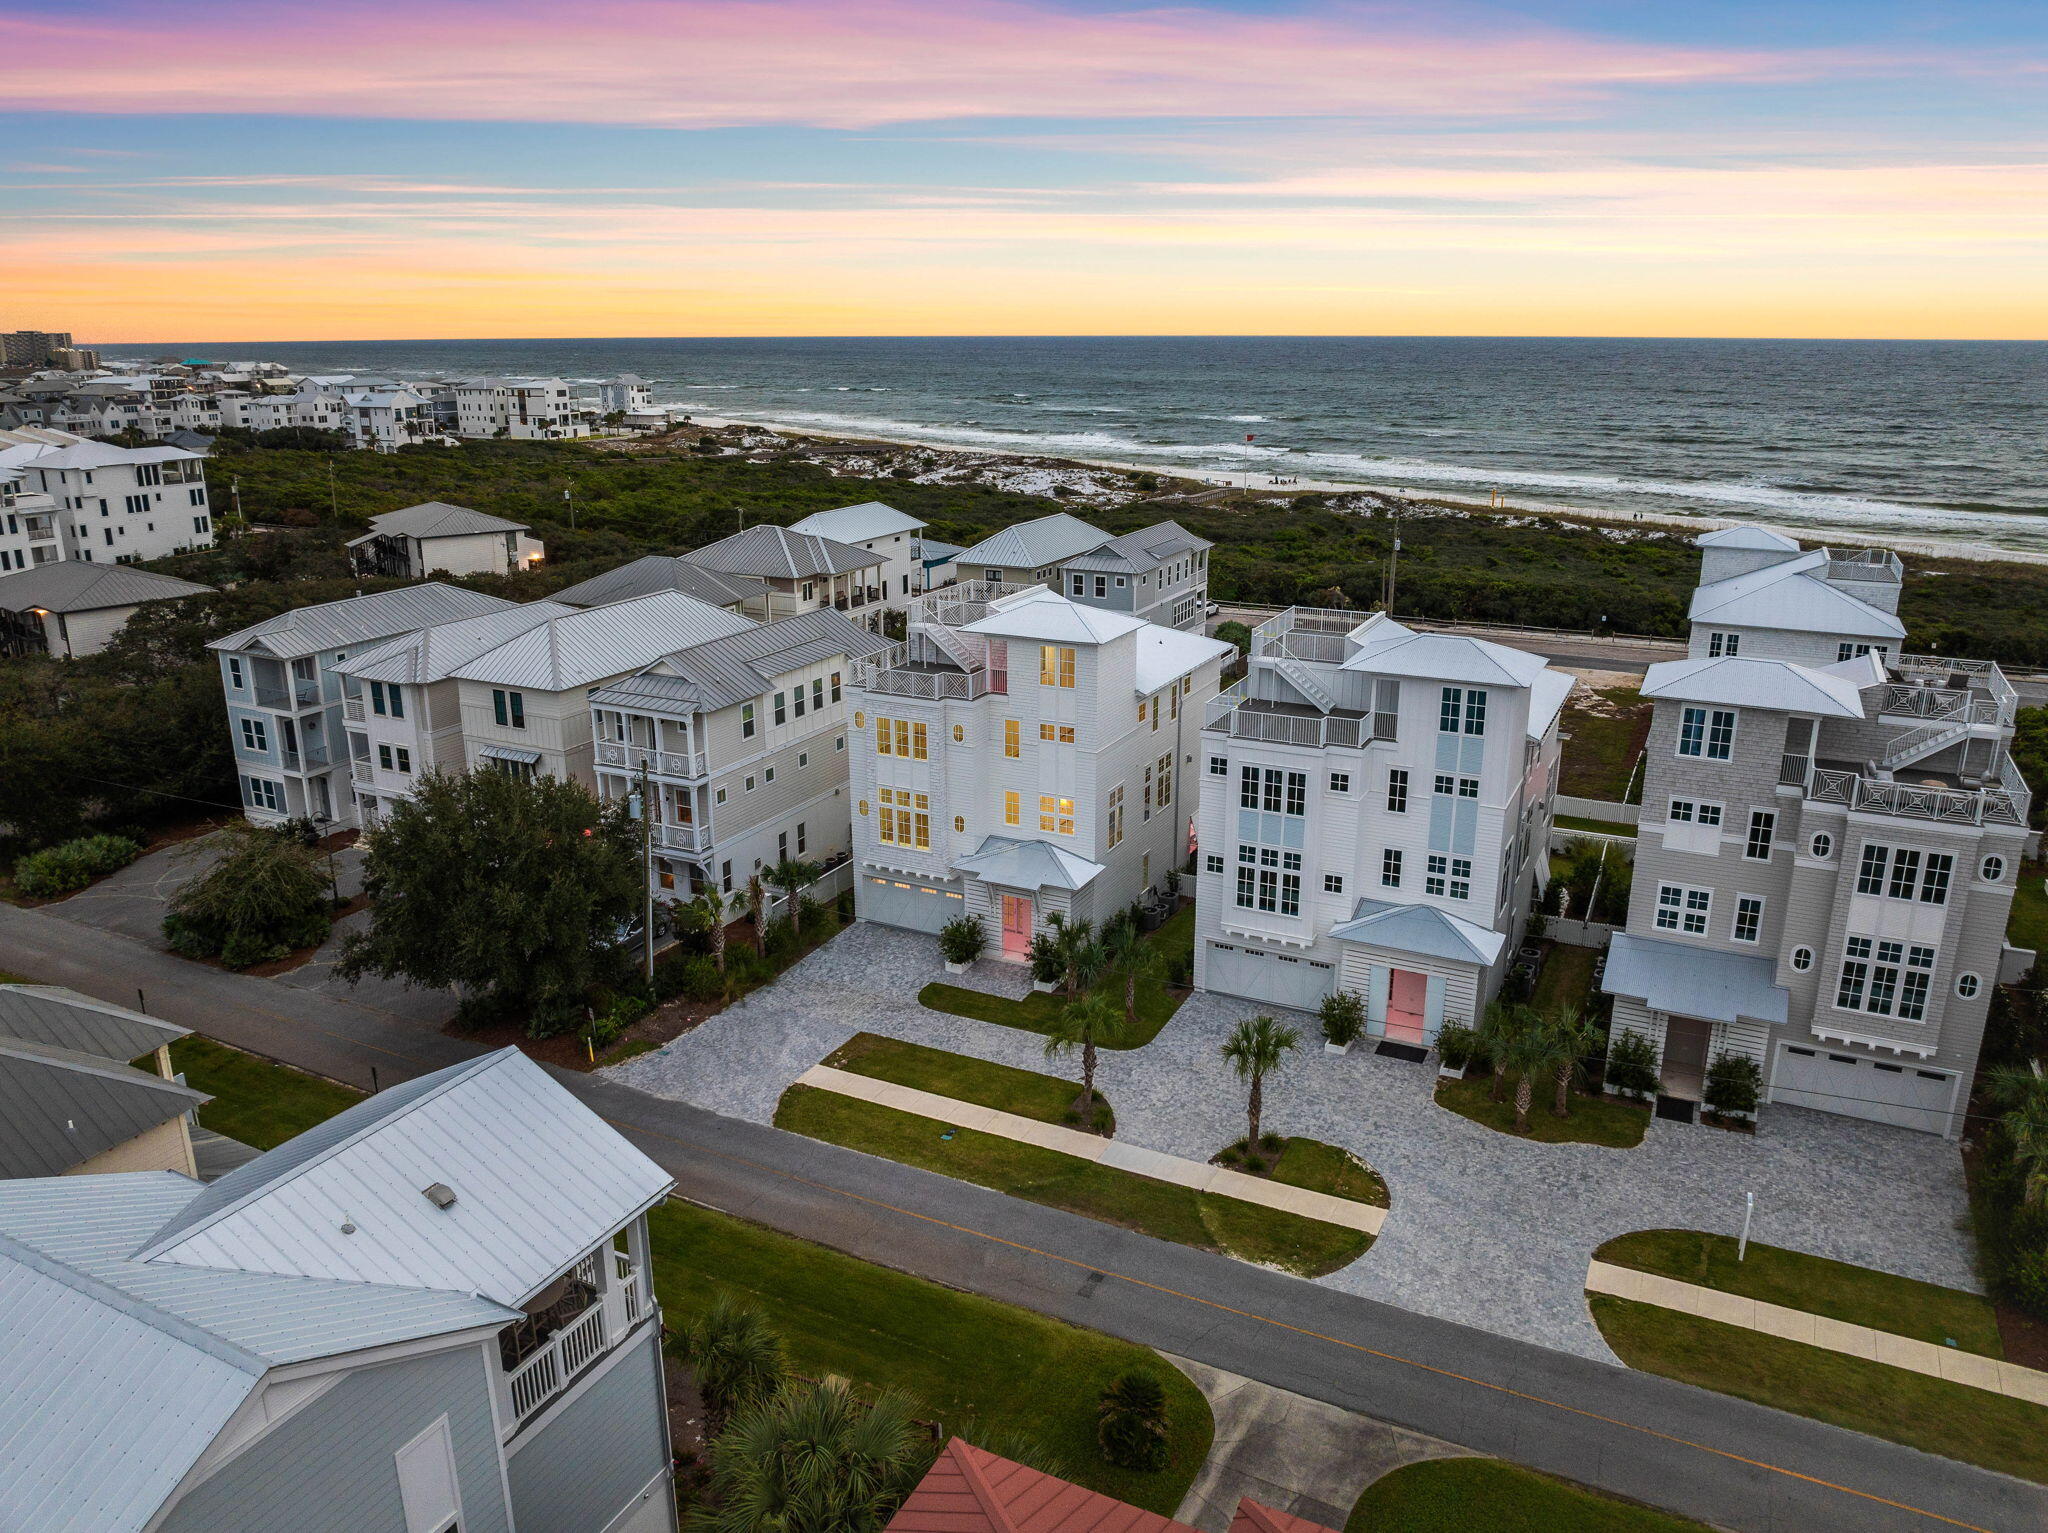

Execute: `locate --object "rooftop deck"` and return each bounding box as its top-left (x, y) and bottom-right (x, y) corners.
top-left (1204, 682), bottom-right (1380, 748)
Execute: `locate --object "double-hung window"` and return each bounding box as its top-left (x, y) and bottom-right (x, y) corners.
top-left (1677, 706), bottom-right (1735, 759)
top-left (1707, 631), bottom-right (1740, 657)
top-left (492, 689), bottom-right (525, 729)
top-left (1386, 769), bottom-right (1409, 813)
top-left (741, 702), bottom-right (755, 738)
top-left (1106, 785), bottom-right (1124, 848)
top-left (1731, 894), bottom-right (1764, 943)
top-left (1440, 686), bottom-right (1486, 735)
top-left (877, 787), bottom-right (930, 849)
top-left (1745, 810), bottom-right (1775, 860)
top-left (1038, 795), bottom-right (1075, 835)
top-left (774, 692), bottom-right (788, 726)
top-left (1381, 849), bottom-right (1403, 887)
top-left (239, 717), bottom-right (268, 752)
top-left (1236, 844), bottom-right (1301, 914)
top-left (1039, 645), bottom-right (1076, 687)
top-left (1425, 854), bottom-right (1471, 900)
top-left (1654, 883), bottom-right (1711, 934)
top-left (877, 717), bottom-right (928, 760)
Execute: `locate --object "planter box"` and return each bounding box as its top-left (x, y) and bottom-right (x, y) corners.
top-left (1437, 1062), bottom-right (1467, 1079)
top-left (1323, 1041), bottom-right (1352, 1056)
top-left (1032, 979), bottom-right (1058, 993)
top-left (943, 959), bottom-right (973, 975)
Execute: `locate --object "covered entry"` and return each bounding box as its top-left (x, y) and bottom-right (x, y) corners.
top-left (1330, 898), bottom-right (1504, 1047)
top-left (1204, 942), bottom-right (1335, 1012)
top-left (1771, 1043), bottom-right (1959, 1136)
top-left (953, 835), bottom-right (1105, 964)
top-left (1384, 969), bottom-right (1429, 1045)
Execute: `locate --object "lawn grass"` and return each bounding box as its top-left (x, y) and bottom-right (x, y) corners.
top-left (774, 1084), bottom-right (1370, 1276)
top-left (1434, 1072), bottom-right (1647, 1148)
top-left (918, 903), bottom-right (1193, 1048)
top-left (2008, 861), bottom-right (2048, 955)
top-left (1530, 943), bottom-right (1598, 1016)
top-left (1266, 1136), bottom-right (1390, 1209)
top-left (1595, 1229), bottom-right (2004, 1357)
top-left (827, 1032), bottom-right (1114, 1132)
top-left (1590, 1294), bottom-right (2048, 1484)
top-left (1553, 813), bottom-right (1637, 839)
top-left (1345, 1458), bottom-right (1706, 1533)
top-left (1558, 685), bottom-right (1650, 802)
top-left (166, 1035), bottom-right (363, 1150)
top-left (646, 1200), bottom-right (1212, 1512)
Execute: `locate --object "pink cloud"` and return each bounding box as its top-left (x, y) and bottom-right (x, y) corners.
top-left (1, 0), bottom-right (1791, 128)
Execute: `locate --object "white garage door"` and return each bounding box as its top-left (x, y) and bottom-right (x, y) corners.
top-left (1204, 942), bottom-right (1335, 1014)
top-left (858, 874), bottom-right (960, 934)
top-left (1770, 1044), bottom-right (1957, 1135)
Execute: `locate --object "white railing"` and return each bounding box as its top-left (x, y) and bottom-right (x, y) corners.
top-left (1204, 692), bottom-right (1369, 749)
top-left (342, 697), bottom-right (365, 722)
top-left (1797, 762), bottom-right (2027, 827)
top-left (507, 1301), bottom-right (607, 1419)
top-left (1822, 547), bottom-right (1903, 583)
top-left (597, 741), bottom-right (709, 778)
top-left (851, 645), bottom-right (995, 700)
top-left (652, 822), bottom-right (706, 852)
top-left (909, 579), bottom-right (1023, 629)
top-left (615, 1250), bottom-right (642, 1324)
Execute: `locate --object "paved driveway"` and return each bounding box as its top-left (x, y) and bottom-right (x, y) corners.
top-left (612, 922), bottom-right (1980, 1362)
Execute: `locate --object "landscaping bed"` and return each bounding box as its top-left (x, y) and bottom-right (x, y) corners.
top-left (1589, 1294), bottom-right (2048, 1484)
top-left (1434, 1072), bottom-right (1648, 1148)
top-left (1215, 1135), bottom-right (1389, 1209)
top-left (773, 1084), bottom-right (1371, 1276)
top-left (1595, 1230), bottom-right (2003, 1356)
top-left (825, 1032), bottom-right (1115, 1133)
top-left (1345, 1457), bottom-right (1705, 1533)
top-left (1556, 684), bottom-right (1651, 803)
top-left (1528, 942), bottom-right (1598, 1016)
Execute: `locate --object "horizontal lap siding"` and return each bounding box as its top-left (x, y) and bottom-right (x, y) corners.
top-left (507, 1330), bottom-right (672, 1533)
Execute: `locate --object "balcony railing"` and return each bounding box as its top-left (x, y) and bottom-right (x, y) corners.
top-left (342, 697), bottom-right (366, 722)
top-left (1204, 685), bottom-right (1372, 749)
top-left (851, 642), bottom-right (997, 701)
top-left (597, 741), bottom-right (709, 778)
top-left (1250, 606), bottom-right (1360, 663)
top-left (254, 680), bottom-right (322, 711)
top-left (1821, 546), bottom-right (1903, 584)
top-left (651, 822), bottom-right (706, 852)
top-left (501, 1245), bottom-right (651, 1426)
top-left (1788, 760), bottom-right (2027, 827)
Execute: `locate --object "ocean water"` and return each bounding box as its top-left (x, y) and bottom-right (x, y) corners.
top-left (104, 336), bottom-right (2048, 552)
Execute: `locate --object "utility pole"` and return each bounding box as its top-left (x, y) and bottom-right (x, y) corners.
top-left (634, 761), bottom-right (655, 982)
top-left (327, 459), bottom-right (339, 521)
top-left (563, 487), bottom-right (576, 529)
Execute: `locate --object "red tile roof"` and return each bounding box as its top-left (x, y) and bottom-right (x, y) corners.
top-left (888, 1440), bottom-right (1205, 1533)
top-left (1227, 1499), bottom-right (1340, 1533)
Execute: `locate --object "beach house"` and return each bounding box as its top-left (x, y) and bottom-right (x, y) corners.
top-left (788, 500), bottom-right (928, 609)
top-left (344, 501), bottom-right (545, 579)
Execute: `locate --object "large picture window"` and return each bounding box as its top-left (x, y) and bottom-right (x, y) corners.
top-left (1676, 706), bottom-right (1735, 759)
top-left (1836, 937), bottom-right (1934, 1021)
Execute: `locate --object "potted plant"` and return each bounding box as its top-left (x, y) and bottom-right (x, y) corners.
top-left (938, 915), bottom-right (986, 974)
top-left (1028, 930), bottom-right (1063, 992)
top-left (1433, 1021), bottom-right (1478, 1079)
top-left (1318, 989), bottom-right (1366, 1055)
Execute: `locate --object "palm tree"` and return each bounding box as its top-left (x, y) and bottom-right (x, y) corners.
top-left (743, 872), bottom-right (767, 952)
top-left (1500, 1021), bottom-right (1565, 1134)
top-left (1043, 991), bottom-right (1128, 1123)
top-left (1989, 1067), bottom-right (2048, 1208)
top-left (696, 1376), bottom-right (934, 1533)
top-left (1220, 1015), bottom-right (1300, 1149)
top-left (1043, 911), bottom-right (1101, 995)
top-left (1098, 917), bottom-right (1164, 1029)
top-left (763, 857), bottom-right (821, 939)
top-left (671, 1292), bottom-right (787, 1439)
top-left (675, 887), bottom-right (729, 977)
top-left (1544, 1006), bottom-right (1600, 1118)
top-left (1476, 1002), bottom-right (1531, 1104)
top-left (1097, 1371), bottom-right (1170, 1470)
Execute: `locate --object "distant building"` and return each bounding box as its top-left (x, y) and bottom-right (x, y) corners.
top-left (950, 511), bottom-right (1108, 588)
top-left (1, 330), bottom-right (72, 368)
top-left (787, 500), bottom-right (927, 609)
top-left (683, 523), bottom-right (887, 624)
top-left (545, 554), bottom-right (771, 615)
top-left (452, 376), bottom-right (589, 440)
top-left (948, 513), bottom-right (1211, 631)
top-left (345, 501), bottom-right (544, 579)
top-left (0, 561), bottom-right (213, 658)
top-left (0, 432), bottom-right (213, 564)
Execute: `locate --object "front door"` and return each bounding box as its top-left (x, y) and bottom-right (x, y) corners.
top-left (1662, 1016), bottom-right (1712, 1100)
top-left (1386, 968), bottom-right (1427, 1044)
top-left (1001, 896), bottom-right (1033, 961)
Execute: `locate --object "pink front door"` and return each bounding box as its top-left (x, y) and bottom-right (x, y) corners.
top-left (1001, 896), bottom-right (1032, 960)
top-left (1386, 969), bottom-right (1427, 1044)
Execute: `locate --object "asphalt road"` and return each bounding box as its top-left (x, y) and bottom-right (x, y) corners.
top-left (2, 903), bottom-right (2042, 1533)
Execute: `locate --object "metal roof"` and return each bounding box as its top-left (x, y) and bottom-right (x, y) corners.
top-left (1062, 520), bottom-right (1209, 575)
top-left (953, 835), bottom-right (1105, 893)
top-left (0, 985), bottom-right (187, 1062)
top-left (953, 513), bottom-right (1108, 571)
top-left (962, 586), bottom-right (1146, 645)
top-left (449, 588), bottom-right (757, 691)
top-left (1133, 625), bottom-right (1233, 695)
top-left (208, 582), bottom-right (515, 658)
top-left (546, 554), bottom-right (770, 611)
top-left (0, 561), bottom-right (212, 614)
top-left (1696, 524), bottom-right (1801, 551)
top-left (1526, 669), bottom-right (1577, 741)
top-left (1641, 655), bottom-right (1867, 717)
top-left (1688, 551), bottom-right (1905, 639)
top-left (9, 441), bottom-right (202, 471)
top-left (1328, 899), bottom-right (1506, 966)
top-left (683, 523), bottom-right (882, 579)
top-left (363, 501), bottom-right (528, 539)
top-left (139, 1049), bottom-right (675, 1308)
top-left (607, 607), bottom-right (889, 714)
top-left (1338, 614), bottom-right (1550, 688)
top-left (1602, 931), bottom-right (1789, 1026)
top-left (787, 500), bottom-right (925, 544)
top-left (335, 600), bottom-right (578, 686)
top-left (0, 1039), bottom-right (208, 1178)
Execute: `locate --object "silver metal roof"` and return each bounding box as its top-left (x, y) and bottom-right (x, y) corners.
top-left (1688, 551), bottom-right (1905, 639)
top-left (607, 607), bottom-right (888, 714)
top-left (0, 562), bottom-right (213, 615)
top-left (363, 500), bottom-right (528, 539)
top-left (953, 512), bottom-right (1108, 570)
top-left (1328, 899), bottom-right (1506, 966)
top-left (1338, 614), bottom-right (1551, 688)
top-left (1602, 931), bottom-right (1789, 1026)
top-left (0, 1039), bottom-right (208, 1178)
top-left (683, 522), bottom-right (882, 579)
top-left (547, 554), bottom-right (771, 611)
top-left (953, 835), bottom-right (1105, 892)
top-left (449, 588), bottom-right (756, 691)
top-left (0, 985), bottom-right (188, 1062)
top-left (208, 582), bottom-right (514, 658)
top-left (335, 600), bottom-right (578, 686)
top-left (787, 500), bottom-right (925, 544)
top-left (1062, 519), bottom-right (1209, 575)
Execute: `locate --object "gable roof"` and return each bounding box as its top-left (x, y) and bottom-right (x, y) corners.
top-left (953, 835), bottom-right (1106, 893)
top-left (362, 500), bottom-right (527, 539)
top-left (1329, 899), bottom-right (1507, 966)
top-left (0, 985), bottom-right (187, 1062)
top-left (450, 589), bottom-right (757, 691)
top-left (953, 513), bottom-right (1109, 571)
top-left (787, 500), bottom-right (925, 544)
top-left (335, 600), bottom-right (578, 685)
top-left (962, 586), bottom-right (1146, 645)
top-left (1688, 550), bottom-right (1905, 639)
top-left (136, 1048), bottom-right (674, 1308)
top-left (1338, 613), bottom-right (1550, 689)
top-left (0, 1038), bottom-right (208, 1178)
top-left (0, 561), bottom-right (212, 615)
top-left (209, 583), bottom-right (514, 658)
top-left (10, 440), bottom-right (201, 471)
top-left (1063, 520), bottom-right (1210, 575)
top-left (596, 607), bottom-right (889, 714)
top-left (1641, 654), bottom-right (1867, 717)
top-left (684, 523), bottom-right (882, 579)
top-left (1696, 524), bottom-right (1800, 551)
top-left (887, 1438), bottom-right (1202, 1533)
top-left (546, 554), bottom-right (771, 612)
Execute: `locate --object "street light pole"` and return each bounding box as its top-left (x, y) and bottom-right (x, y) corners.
top-left (1738, 1190), bottom-right (1755, 1262)
top-left (636, 761), bottom-right (655, 982)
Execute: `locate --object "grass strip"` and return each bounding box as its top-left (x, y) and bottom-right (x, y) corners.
top-left (166, 1035), bottom-right (363, 1150)
top-left (1265, 1136), bottom-right (1390, 1209)
top-left (1590, 1295), bottom-right (2048, 1484)
top-left (1595, 1229), bottom-right (2003, 1357)
top-left (1434, 1072), bottom-right (1648, 1148)
top-left (775, 1083), bottom-right (1369, 1277)
top-left (1554, 813), bottom-right (1637, 839)
top-left (1530, 943), bottom-right (1598, 1015)
top-left (1345, 1457), bottom-right (1706, 1532)
top-left (827, 1032), bottom-right (1113, 1132)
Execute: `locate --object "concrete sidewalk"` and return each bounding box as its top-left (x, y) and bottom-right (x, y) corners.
top-left (1586, 1259), bottom-right (2048, 1406)
top-left (796, 1063), bottom-right (1386, 1235)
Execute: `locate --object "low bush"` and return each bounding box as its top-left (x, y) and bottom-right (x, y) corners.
top-left (1605, 1029), bottom-right (1660, 1099)
top-left (1703, 1051), bottom-right (1762, 1120)
top-left (939, 915), bottom-right (988, 965)
top-left (13, 833), bottom-right (143, 896)
top-left (1097, 1373), bottom-right (1169, 1470)
top-left (1433, 1022), bottom-right (1479, 1071)
top-left (162, 823), bottom-right (330, 969)
top-left (1317, 989), bottom-right (1366, 1048)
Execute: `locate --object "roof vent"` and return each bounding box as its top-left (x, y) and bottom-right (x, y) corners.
top-left (422, 1182), bottom-right (458, 1211)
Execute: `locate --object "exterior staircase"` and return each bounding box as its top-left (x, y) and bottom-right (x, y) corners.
top-left (1273, 658), bottom-right (1338, 714)
top-left (1879, 720), bottom-right (1971, 773)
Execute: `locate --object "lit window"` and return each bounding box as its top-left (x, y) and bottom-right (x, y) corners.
top-left (1003, 790), bottom-right (1020, 826)
top-left (877, 787), bottom-right (931, 850)
top-left (1038, 795), bottom-right (1075, 836)
top-left (1004, 719), bottom-right (1020, 758)
top-left (1106, 784), bottom-right (1124, 848)
top-left (1039, 645), bottom-right (1076, 687)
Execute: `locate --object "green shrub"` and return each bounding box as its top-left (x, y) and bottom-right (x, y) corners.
top-left (1703, 1051), bottom-right (1763, 1119)
top-left (1318, 989), bottom-right (1366, 1048)
top-left (13, 833), bottom-right (142, 896)
top-left (1605, 1029), bottom-right (1660, 1099)
top-left (1434, 1022), bottom-right (1479, 1070)
top-left (939, 915), bottom-right (987, 965)
top-left (161, 823), bottom-right (330, 969)
top-left (1096, 1372), bottom-right (1169, 1470)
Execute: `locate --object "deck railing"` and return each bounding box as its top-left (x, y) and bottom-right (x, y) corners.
top-left (1788, 760), bottom-right (2027, 827)
top-left (597, 741), bottom-right (708, 779)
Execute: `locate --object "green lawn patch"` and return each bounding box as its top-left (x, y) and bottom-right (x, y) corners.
top-left (774, 1084), bottom-right (1370, 1276)
top-left (1553, 813), bottom-right (1636, 839)
top-left (1590, 1294), bottom-right (2048, 1483)
top-left (827, 1032), bottom-right (1113, 1132)
top-left (1265, 1136), bottom-right (1390, 1209)
top-left (1558, 686), bottom-right (1650, 802)
top-left (1346, 1457), bottom-right (1706, 1533)
top-left (2008, 862), bottom-right (2048, 955)
top-left (1595, 1229), bottom-right (2003, 1357)
top-left (166, 1035), bottom-right (362, 1150)
top-left (918, 904), bottom-right (1196, 1048)
top-left (1435, 1072), bottom-right (1647, 1148)
top-left (1530, 943), bottom-right (1598, 1016)
top-left (647, 1200), bottom-right (1212, 1513)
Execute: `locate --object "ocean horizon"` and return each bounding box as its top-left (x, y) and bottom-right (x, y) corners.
top-left (97, 335), bottom-right (2048, 554)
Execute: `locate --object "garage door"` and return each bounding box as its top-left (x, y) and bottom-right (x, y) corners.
top-left (1204, 942), bottom-right (1335, 1013)
top-left (1770, 1044), bottom-right (1957, 1135)
top-left (858, 874), bottom-right (961, 934)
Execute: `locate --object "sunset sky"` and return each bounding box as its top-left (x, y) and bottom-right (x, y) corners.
top-left (3, 0), bottom-right (2044, 341)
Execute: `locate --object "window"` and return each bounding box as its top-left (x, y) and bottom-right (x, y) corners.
top-left (877, 717), bottom-right (929, 759)
top-left (722, 859), bottom-right (733, 894)
top-left (1837, 642), bottom-right (1884, 662)
top-left (744, 774), bottom-right (756, 792)
top-left (1667, 798), bottom-right (1722, 826)
top-left (792, 688), bottom-right (806, 719)
top-left (1957, 973), bottom-right (1981, 998)
top-left (1324, 873), bottom-right (1345, 894)
top-left (831, 671), bottom-right (842, 702)
top-left (245, 776), bottom-right (281, 812)
top-left (1382, 849), bottom-right (1403, 887)
top-left (1439, 686), bottom-right (1486, 736)
top-left (1070, 573), bottom-right (1084, 595)
top-left (1386, 769), bottom-right (1409, 813)
top-left (1003, 790), bottom-right (1020, 825)
top-left (377, 743), bottom-right (392, 769)
top-left (1810, 832), bottom-right (1833, 860)
top-left (798, 752), bottom-right (809, 768)
top-left (1210, 755), bottom-right (1228, 777)
top-left (1707, 631), bottom-right (1740, 657)
top-left (715, 786), bottom-right (727, 804)
top-left (239, 716), bottom-right (268, 752)
top-left (952, 724), bottom-right (965, 743)
top-left (1837, 937), bottom-right (1936, 1020)
top-left (1677, 706), bottom-right (1735, 759)
top-left (1236, 865), bottom-right (1257, 908)
top-left (798, 821), bottom-right (808, 855)
top-left (1732, 895), bottom-right (1764, 943)
top-left (1920, 853), bottom-right (1953, 905)
top-left (1039, 645), bottom-right (1076, 687)
top-left (226, 656), bottom-right (245, 688)
top-left (1039, 722), bottom-right (1075, 743)
top-left (492, 689), bottom-right (525, 729)
top-left (1156, 754), bottom-right (1174, 809)
top-left (1859, 844), bottom-right (1954, 905)
top-left (1790, 946), bottom-right (1814, 972)
top-left (1425, 854), bottom-right (1471, 900)
top-left (1745, 810), bottom-right (1775, 860)
top-left (1004, 719), bottom-right (1020, 758)
top-left (1136, 700), bottom-right (1148, 727)
top-left (1654, 884), bottom-right (1711, 934)
top-left (1039, 794), bottom-right (1075, 836)
top-left (774, 692), bottom-right (787, 726)
top-left (1983, 855), bottom-right (2006, 883)
top-left (1285, 771), bottom-right (1306, 816)
top-left (812, 678), bottom-right (824, 711)
top-left (1434, 774), bottom-right (1479, 799)
top-left (763, 765), bottom-right (776, 784)
top-left (878, 787), bottom-right (931, 849)
top-left (1206, 853), bottom-right (1224, 874)
top-left (1106, 784), bottom-right (1125, 849)
top-left (741, 703), bottom-right (756, 738)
